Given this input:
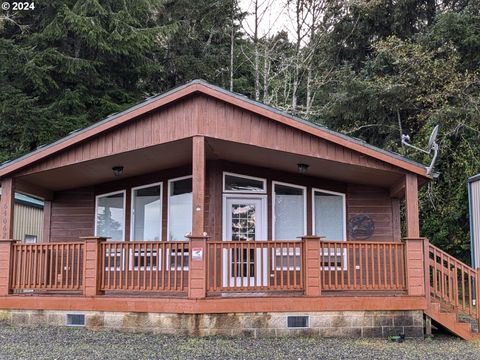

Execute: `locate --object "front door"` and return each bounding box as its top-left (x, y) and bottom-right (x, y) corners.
top-left (223, 196), bottom-right (267, 287)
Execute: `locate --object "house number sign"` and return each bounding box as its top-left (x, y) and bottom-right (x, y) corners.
top-left (192, 248), bottom-right (203, 261)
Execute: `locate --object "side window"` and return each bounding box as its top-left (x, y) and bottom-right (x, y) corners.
top-left (95, 191), bottom-right (125, 241)
top-left (131, 183), bottom-right (162, 241)
top-left (168, 176), bottom-right (192, 240)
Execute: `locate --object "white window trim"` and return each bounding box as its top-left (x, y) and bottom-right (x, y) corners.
top-left (223, 171), bottom-right (267, 194)
top-left (167, 175), bottom-right (193, 241)
top-left (130, 182), bottom-right (163, 242)
top-left (272, 181), bottom-right (307, 241)
top-left (222, 194), bottom-right (268, 241)
top-left (94, 190), bottom-right (126, 242)
top-left (128, 248), bottom-right (160, 271)
top-left (312, 188), bottom-right (347, 271)
top-left (311, 188), bottom-right (347, 241)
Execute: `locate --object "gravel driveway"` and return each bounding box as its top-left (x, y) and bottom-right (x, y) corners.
top-left (0, 324), bottom-right (479, 360)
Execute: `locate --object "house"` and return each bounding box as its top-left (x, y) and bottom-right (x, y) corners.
top-left (469, 174), bottom-right (480, 268)
top-left (0, 191), bottom-right (44, 243)
top-left (0, 80), bottom-right (477, 339)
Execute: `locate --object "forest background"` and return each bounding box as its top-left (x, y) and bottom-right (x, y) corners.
top-left (1, 0), bottom-right (479, 261)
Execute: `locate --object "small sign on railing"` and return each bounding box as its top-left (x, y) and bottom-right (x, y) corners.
top-left (192, 248), bottom-right (203, 261)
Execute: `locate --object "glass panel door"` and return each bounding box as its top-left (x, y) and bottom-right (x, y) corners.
top-left (223, 196), bottom-right (267, 287)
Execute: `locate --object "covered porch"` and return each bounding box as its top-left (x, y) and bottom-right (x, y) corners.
top-left (0, 135), bottom-right (426, 303)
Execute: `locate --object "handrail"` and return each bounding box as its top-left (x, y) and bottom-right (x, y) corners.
top-left (428, 242), bottom-right (479, 319)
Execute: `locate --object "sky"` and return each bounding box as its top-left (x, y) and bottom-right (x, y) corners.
top-left (239, 0), bottom-right (293, 39)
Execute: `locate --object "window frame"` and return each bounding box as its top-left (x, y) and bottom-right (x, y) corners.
top-left (271, 181), bottom-right (306, 271)
top-left (312, 188), bottom-right (347, 271)
top-left (272, 181), bottom-right (307, 241)
top-left (130, 182), bottom-right (163, 242)
top-left (223, 171), bottom-right (267, 194)
top-left (167, 175), bottom-right (193, 241)
top-left (94, 190), bottom-right (127, 242)
top-left (311, 188), bottom-right (347, 241)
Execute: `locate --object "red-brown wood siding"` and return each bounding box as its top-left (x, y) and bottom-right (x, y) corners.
top-left (49, 188), bottom-right (95, 243)
top-left (47, 161), bottom-right (400, 244)
top-left (18, 95), bottom-right (400, 178)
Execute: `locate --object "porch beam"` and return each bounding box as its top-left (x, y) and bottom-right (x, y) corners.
top-left (405, 174), bottom-right (420, 238)
top-left (0, 178), bottom-right (15, 240)
top-left (389, 178), bottom-right (405, 199)
top-left (192, 136), bottom-right (206, 236)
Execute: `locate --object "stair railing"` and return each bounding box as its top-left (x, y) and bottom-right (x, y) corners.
top-left (428, 243), bottom-right (480, 321)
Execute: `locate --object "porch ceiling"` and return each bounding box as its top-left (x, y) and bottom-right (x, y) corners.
top-left (207, 138), bottom-right (405, 188)
top-left (15, 139), bottom-right (192, 192)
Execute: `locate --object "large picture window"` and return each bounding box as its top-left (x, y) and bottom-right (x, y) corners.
top-left (168, 176), bottom-right (192, 240)
top-left (313, 189), bottom-right (346, 240)
top-left (131, 183), bottom-right (162, 241)
top-left (95, 191), bottom-right (126, 241)
top-left (313, 189), bottom-right (347, 271)
top-left (273, 182), bottom-right (306, 240)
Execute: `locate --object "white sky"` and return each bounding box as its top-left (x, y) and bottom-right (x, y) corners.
top-left (239, 0), bottom-right (294, 39)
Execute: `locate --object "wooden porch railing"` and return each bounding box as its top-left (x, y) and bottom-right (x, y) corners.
top-left (428, 243), bottom-right (480, 320)
top-left (1, 237), bottom-right (414, 297)
top-left (100, 241), bottom-right (189, 292)
top-left (320, 241), bottom-right (407, 291)
top-left (11, 242), bottom-right (84, 291)
top-left (206, 240), bottom-right (304, 292)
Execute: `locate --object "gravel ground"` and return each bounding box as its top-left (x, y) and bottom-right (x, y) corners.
top-left (0, 324), bottom-right (479, 360)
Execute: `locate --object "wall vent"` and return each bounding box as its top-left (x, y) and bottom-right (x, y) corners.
top-left (287, 315), bottom-right (309, 328)
top-left (65, 314), bottom-right (85, 327)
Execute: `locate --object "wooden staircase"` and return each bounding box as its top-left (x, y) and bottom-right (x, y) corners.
top-left (426, 243), bottom-right (480, 340)
top-left (425, 300), bottom-right (480, 340)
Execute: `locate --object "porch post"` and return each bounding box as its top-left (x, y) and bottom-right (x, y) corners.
top-left (302, 236), bottom-right (321, 296)
top-left (403, 174), bottom-right (426, 296)
top-left (0, 239), bottom-right (16, 295)
top-left (82, 236), bottom-right (106, 296)
top-left (405, 174), bottom-right (420, 238)
top-left (0, 178), bottom-right (15, 240)
top-left (189, 136), bottom-right (207, 299)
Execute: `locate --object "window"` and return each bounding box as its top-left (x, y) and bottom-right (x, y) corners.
top-left (168, 176), bottom-right (192, 241)
top-left (167, 249), bottom-right (189, 270)
top-left (223, 172), bottom-right (266, 193)
top-left (313, 189), bottom-right (347, 270)
top-left (95, 191), bottom-right (125, 241)
top-left (129, 249), bottom-right (159, 271)
top-left (131, 183), bottom-right (162, 241)
top-left (24, 235), bottom-right (37, 244)
top-left (272, 182), bottom-right (305, 271)
top-left (273, 182), bottom-right (306, 240)
top-left (313, 189), bottom-right (346, 240)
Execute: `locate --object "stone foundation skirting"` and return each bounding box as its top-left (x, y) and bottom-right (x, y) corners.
top-left (0, 310), bottom-right (424, 338)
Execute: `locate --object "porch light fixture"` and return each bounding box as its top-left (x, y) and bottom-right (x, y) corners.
top-left (297, 163), bottom-right (309, 174)
top-left (112, 166), bottom-right (124, 177)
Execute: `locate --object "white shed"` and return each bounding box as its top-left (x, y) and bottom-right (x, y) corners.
top-left (469, 174), bottom-right (480, 267)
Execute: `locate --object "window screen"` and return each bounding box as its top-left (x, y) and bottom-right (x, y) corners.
top-left (274, 184), bottom-right (305, 240)
top-left (314, 190), bottom-right (345, 240)
top-left (168, 177), bottom-right (192, 240)
top-left (132, 184), bottom-right (161, 241)
top-left (96, 192), bottom-right (125, 241)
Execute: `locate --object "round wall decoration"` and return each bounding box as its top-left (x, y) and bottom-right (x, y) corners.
top-left (348, 215), bottom-right (375, 240)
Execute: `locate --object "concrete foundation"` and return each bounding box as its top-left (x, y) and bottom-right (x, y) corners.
top-left (0, 310), bottom-right (424, 338)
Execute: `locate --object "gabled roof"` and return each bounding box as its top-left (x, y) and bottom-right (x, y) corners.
top-left (0, 80), bottom-right (430, 179)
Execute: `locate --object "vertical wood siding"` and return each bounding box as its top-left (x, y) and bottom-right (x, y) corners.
top-left (13, 204), bottom-right (44, 243)
top-left (18, 95), bottom-right (400, 177)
